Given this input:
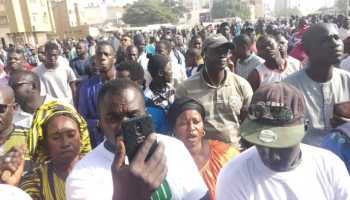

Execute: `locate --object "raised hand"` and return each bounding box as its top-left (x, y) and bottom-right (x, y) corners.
top-left (0, 144), bottom-right (26, 186)
top-left (111, 133), bottom-right (167, 200)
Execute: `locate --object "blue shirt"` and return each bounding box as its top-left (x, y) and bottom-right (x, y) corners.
top-left (145, 97), bottom-right (171, 136)
top-left (145, 44), bottom-right (155, 55)
top-left (322, 126), bottom-right (350, 174)
top-left (78, 75), bottom-right (104, 148)
top-left (70, 57), bottom-right (92, 79)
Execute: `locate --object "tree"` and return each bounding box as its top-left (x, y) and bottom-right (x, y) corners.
top-left (122, 0), bottom-right (187, 26)
top-left (211, 0), bottom-right (251, 19)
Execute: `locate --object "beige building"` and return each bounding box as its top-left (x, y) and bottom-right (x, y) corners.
top-left (243, 0), bottom-right (265, 19)
top-left (51, 0), bottom-right (79, 39)
top-left (51, 0), bottom-right (123, 39)
top-left (79, 4), bottom-right (124, 25)
top-left (5, 0), bottom-right (55, 46)
top-left (0, 0), bottom-right (10, 47)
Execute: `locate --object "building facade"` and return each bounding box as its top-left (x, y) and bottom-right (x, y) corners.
top-left (5, 0), bottom-right (55, 46)
top-left (0, 0), bottom-right (10, 47)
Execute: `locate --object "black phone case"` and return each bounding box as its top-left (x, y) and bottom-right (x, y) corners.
top-left (121, 115), bottom-right (158, 162)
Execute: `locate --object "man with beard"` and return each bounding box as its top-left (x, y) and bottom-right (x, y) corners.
top-left (285, 23), bottom-right (350, 146)
top-left (78, 41), bottom-right (117, 148)
top-left (176, 34), bottom-right (253, 148)
top-left (247, 34), bottom-right (300, 91)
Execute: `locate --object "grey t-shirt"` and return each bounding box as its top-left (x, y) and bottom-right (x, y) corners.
top-left (33, 61), bottom-right (77, 105)
top-left (236, 54), bottom-right (264, 80)
top-left (284, 67), bottom-right (350, 146)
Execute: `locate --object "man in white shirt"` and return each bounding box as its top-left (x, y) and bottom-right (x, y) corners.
top-left (285, 23), bottom-right (350, 146)
top-left (8, 70), bottom-right (58, 128)
top-left (216, 82), bottom-right (350, 200)
top-left (66, 79), bottom-right (209, 200)
top-left (33, 42), bottom-right (77, 105)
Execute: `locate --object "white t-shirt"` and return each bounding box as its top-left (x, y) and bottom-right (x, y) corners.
top-left (340, 56), bottom-right (350, 72)
top-left (170, 50), bottom-right (187, 86)
top-left (339, 27), bottom-right (350, 40)
top-left (284, 67), bottom-right (350, 146)
top-left (66, 134), bottom-right (208, 200)
top-left (33, 61), bottom-right (77, 105)
top-left (0, 184), bottom-right (32, 200)
top-left (12, 95), bottom-right (59, 128)
top-left (216, 144), bottom-right (350, 200)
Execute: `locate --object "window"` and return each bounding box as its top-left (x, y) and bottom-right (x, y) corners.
top-left (0, 16), bottom-right (8, 25)
top-left (43, 12), bottom-right (48, 23)
top-left (32, 14), bottom-right (37, 22)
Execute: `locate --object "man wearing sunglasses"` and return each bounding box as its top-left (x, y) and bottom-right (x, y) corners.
top-left (216, 82), bottom-right (350, 200)
top-left (8, 70), bottom-right (58, 129)
top-left (0, 85), bottom-right (27, 154)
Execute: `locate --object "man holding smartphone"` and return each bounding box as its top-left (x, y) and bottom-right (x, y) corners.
top-left (66, 79), bottom-right (209, 200)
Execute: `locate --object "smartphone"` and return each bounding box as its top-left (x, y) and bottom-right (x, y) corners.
top-left (121, 115), bottom-right (158, 162)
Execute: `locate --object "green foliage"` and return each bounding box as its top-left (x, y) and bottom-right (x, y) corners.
top-left (211, 0), bottom-right (251, 19)
top-left (122, 0), bottom-right (187, 26)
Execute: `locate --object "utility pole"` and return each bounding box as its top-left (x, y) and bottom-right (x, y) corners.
top-left (346, 0), bottom-right (349, 16)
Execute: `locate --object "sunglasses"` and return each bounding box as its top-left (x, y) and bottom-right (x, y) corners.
top-left (12, 81), bottom-right (32, 88)
top-left (0, 104), bottom-right (13, 114)
top-left (248, 102), bottom-right (294, 124)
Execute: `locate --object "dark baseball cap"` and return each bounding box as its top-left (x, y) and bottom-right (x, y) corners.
top-left (203, 34), bottom-right (234, 51)
top-left (240, 82), bottom-right (306, 148)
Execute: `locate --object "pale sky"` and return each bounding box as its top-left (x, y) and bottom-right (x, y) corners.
top-left (265, 0), bottom-right (335, 13)
top-left (75, 0), bottom-right (336, 14)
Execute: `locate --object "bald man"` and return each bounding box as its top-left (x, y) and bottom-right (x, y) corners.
top-left (8, 70), bottom-right (59, 128)
top-left (285, 23), bottom-right (350, 146)
top-left (0, 85), bottom-right (28, 154)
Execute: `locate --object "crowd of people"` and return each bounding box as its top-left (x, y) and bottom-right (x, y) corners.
top-left (0, 13), bottom-right (349, 199)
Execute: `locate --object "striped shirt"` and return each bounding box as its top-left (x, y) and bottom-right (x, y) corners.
top-left (0, 126), bottom-right (28, 157)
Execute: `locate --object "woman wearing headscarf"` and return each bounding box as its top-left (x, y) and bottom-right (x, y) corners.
top-left (19, 101), bottom-right (91, 200)
top-left (168, 97), bottom-right (239, 200)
